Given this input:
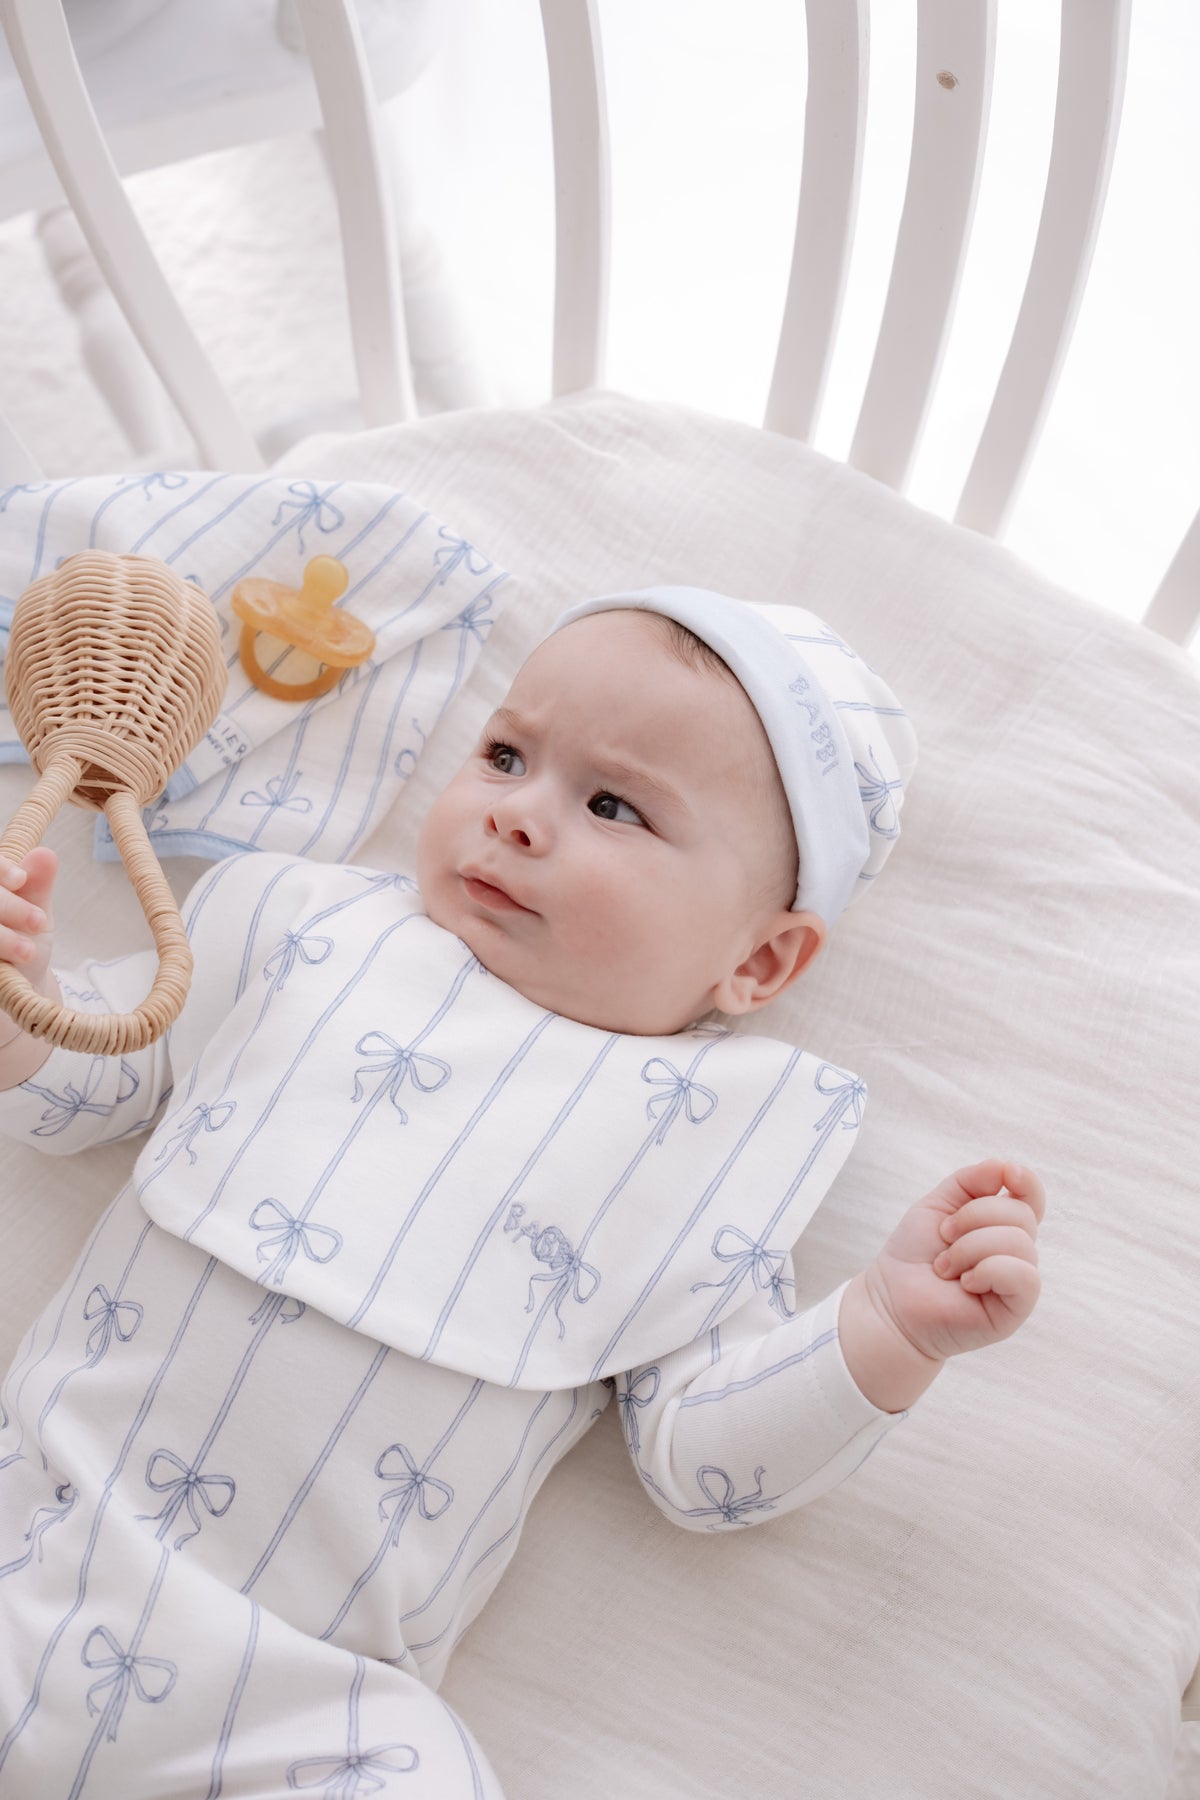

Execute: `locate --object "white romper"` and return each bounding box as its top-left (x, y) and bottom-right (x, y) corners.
top-left (0, 852), bottom-right (903, 1800)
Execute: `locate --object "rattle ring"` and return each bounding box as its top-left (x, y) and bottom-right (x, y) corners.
top-left (231, 556), bottom-right (375, 701)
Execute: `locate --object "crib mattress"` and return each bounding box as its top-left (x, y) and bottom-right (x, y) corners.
top-left (1, 391), bottom-right (1197, 1800)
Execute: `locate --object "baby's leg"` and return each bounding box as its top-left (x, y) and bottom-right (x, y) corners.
top-left (187, 1582), bottom-right (508, 1800)
top-left (0, 1187), bottom-right (506, 1800)
top-left (1, 1534), bottom-right (506, 1799)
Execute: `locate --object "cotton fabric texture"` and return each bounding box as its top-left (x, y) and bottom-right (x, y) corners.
top-left (1, 392), bottom-right (1198, 1799)
top-left (552, 586), bottom-right (918, 923)
top-left (0, 471), bottom-right (507, 865)
top-left (0, 851), bottom-right (897, 1793)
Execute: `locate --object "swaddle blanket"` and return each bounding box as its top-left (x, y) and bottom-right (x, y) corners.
top-left (10, 850), bottom-right (869, 1389)
top-left (0, 473), bottom-right (508, 864)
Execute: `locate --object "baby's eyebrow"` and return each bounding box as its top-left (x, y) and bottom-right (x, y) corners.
top-left (594, 754), bottom-right (689, 819)
top-left (486, 706), bottom-right (531, 740)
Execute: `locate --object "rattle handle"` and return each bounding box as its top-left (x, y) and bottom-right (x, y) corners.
top-left (0, 757), bottom-right (192, 1055)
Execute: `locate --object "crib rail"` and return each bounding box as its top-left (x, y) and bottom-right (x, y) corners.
top-left (539, 0), bottom-right (609, 398)
top-left (536, 0), bottom-right (1192, 648)
top-left (955, 0), bottom-right (1131, 538)
top-left (0, 0), bottom-right (1194, 647)
top-left (763, 0), bottom-right (868, 444)
top-left (846, 0), bottom-right (997, 493)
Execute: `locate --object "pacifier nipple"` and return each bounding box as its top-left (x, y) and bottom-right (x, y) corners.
top-left (294, 555), bottom-right (349, 617)
top-left (231, 556), bottom-right (375, 702)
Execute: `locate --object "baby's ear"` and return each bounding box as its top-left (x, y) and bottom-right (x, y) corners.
top-left (712, 910), bottom-right (826, 1016)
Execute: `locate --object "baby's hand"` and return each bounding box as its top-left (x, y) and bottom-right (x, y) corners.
top-left (0, 848), bottom-right (58, 996)
top-left (864, 1158), bottom-right (1045, 1365)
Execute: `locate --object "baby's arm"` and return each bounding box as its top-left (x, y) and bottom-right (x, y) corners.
top-left (615, 1159), bottom-right (1044, 1531)
top-left (614, 1272), bottom-right (902, 1534)
top-left (0, 847), bottom-right (176, 1151)
top-left (0, 847), bottom-right (299, 1156)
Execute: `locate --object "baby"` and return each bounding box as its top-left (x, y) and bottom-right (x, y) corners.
top-left (0, 587), bottom-right (1044, 1800)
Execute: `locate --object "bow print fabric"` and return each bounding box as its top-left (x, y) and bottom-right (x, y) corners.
top-left (0, 473), bottom-right (510, 866)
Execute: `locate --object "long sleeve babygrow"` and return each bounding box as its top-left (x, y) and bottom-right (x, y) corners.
top-left (0, 851), bottom-right (902, 1800)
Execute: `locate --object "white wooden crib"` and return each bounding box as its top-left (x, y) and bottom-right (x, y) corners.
top-left (0, 3), bottom-right (1197, 1796)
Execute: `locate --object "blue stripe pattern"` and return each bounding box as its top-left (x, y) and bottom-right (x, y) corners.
top-left (0, 473), bottom-right (508, 870)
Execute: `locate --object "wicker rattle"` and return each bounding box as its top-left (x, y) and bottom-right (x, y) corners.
top-left (0, 551), bottom-right (226, 1056)
top-left (231, 555), bottom-right (374, 700)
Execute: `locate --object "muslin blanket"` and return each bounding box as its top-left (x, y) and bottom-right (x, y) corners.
top-left (0, 472), bottom-right (508, 863)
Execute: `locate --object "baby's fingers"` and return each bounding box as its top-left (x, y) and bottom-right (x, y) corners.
top-left (935, 1159), bottom-right (1046, 1224)
top-left (1, 847), bottom-right (57, 908)
top-left (940, 1195), bottom-right (1040, 1246)
top-left (955, 1254), bottom-right (1041, 1326)
top-left (0, 851), bottom-right (56, 970)
top-left (934, 1225), bottom-right (1038, 1281)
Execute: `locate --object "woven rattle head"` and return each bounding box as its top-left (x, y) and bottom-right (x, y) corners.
top-left (5, 550), bottom-right (226, 809)
top-left (0, 550), bottom-right (226, 1056)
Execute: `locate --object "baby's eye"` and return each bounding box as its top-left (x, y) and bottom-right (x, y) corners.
top-left (486, 740), bottom-right (525, 776)
top-left (589, 792), bottom-right (645, 826)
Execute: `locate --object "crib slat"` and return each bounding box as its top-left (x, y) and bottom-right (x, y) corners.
top-left (291, 0), bottom-right (416, 428)
top-left (0, 0), bottom-right (262, 470)
top-left (955, 0), bottom-right (1132, 538)
top-left (1142, 509), bottom-right (1200, 647)
top-left (849, 0), bottom-right (996, 489)
top-left (539, 0), bottom-right (610, 396)
top-left (763, 0), bottom-right (868, 441)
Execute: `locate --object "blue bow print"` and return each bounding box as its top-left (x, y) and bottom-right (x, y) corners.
top-left (272, 480), bottom-right (345, 551)
top-left (813, 1064), bottom-right (866, 1132)
top-left (855, 743), bottom-right (903, 838)
top-left (124, 471), bottom-right (188, 497)
top-left (286, 1743), bottom-right (419, 1795)
top-left (351, 1031), bottom-right (451, 1113)
top-left (158, 1099), bottom-right (236, 1167)
top-left (240, 771), bottom-right (313, 815)
top-left (375, 1443), bottom-right (454, 1544)
top-left (250, 1198), bottom-right (343, 1287)
top-left (83, 1284), bottom-right (144, 1360)
top-left (138, 1448), bottom-right (236, 1549)
top-left (82, 1625), bottom-right (177, 1740)
top-left (442, 591), bottom-right (496, 644)
top-left (432, 528), bottom-right (491, 583)
top-left (690, 1227), bottom-right (795, 1319)
top-left (26, 1061), bottom-right (112, 1137)
top-left (694, 1464), bottom-right (775, 1528)
top-left (525, 1227), bottom-right (601, 1337)
top-left (616, 1366), bottom-right (660, 1455)
top-left (641, 1057), bottom-right (717, 1145)
top-left (263, 928), bottom-right (334, 992)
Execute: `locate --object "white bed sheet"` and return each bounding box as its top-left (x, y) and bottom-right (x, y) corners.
top-left (2, 392), bottom-right (1197, 1799)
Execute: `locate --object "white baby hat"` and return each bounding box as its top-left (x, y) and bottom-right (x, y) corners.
top-left (551, 587), bottom-right (918, 926)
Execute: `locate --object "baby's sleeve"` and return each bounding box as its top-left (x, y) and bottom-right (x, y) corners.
top-left (613, 1254), bottom-right (906, 1533)
top-left (0, 852), bottom-right (297, 1157)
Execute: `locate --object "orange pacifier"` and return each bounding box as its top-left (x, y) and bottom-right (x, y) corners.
top-left (231, 555), bottom-right (375, 701)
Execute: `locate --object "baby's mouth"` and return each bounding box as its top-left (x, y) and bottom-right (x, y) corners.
top-left (460, 872), bottom-right (535, 914)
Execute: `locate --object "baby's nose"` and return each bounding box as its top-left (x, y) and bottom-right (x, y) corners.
top-left (486, 794), bottom-right (547, 850)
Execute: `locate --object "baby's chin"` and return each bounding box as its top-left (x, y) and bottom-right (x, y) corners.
top-left (419, 869), bottom-right (700, 1034)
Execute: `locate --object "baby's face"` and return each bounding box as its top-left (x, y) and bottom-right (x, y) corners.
top-left (417, 610), bottom-right (804, 1034)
